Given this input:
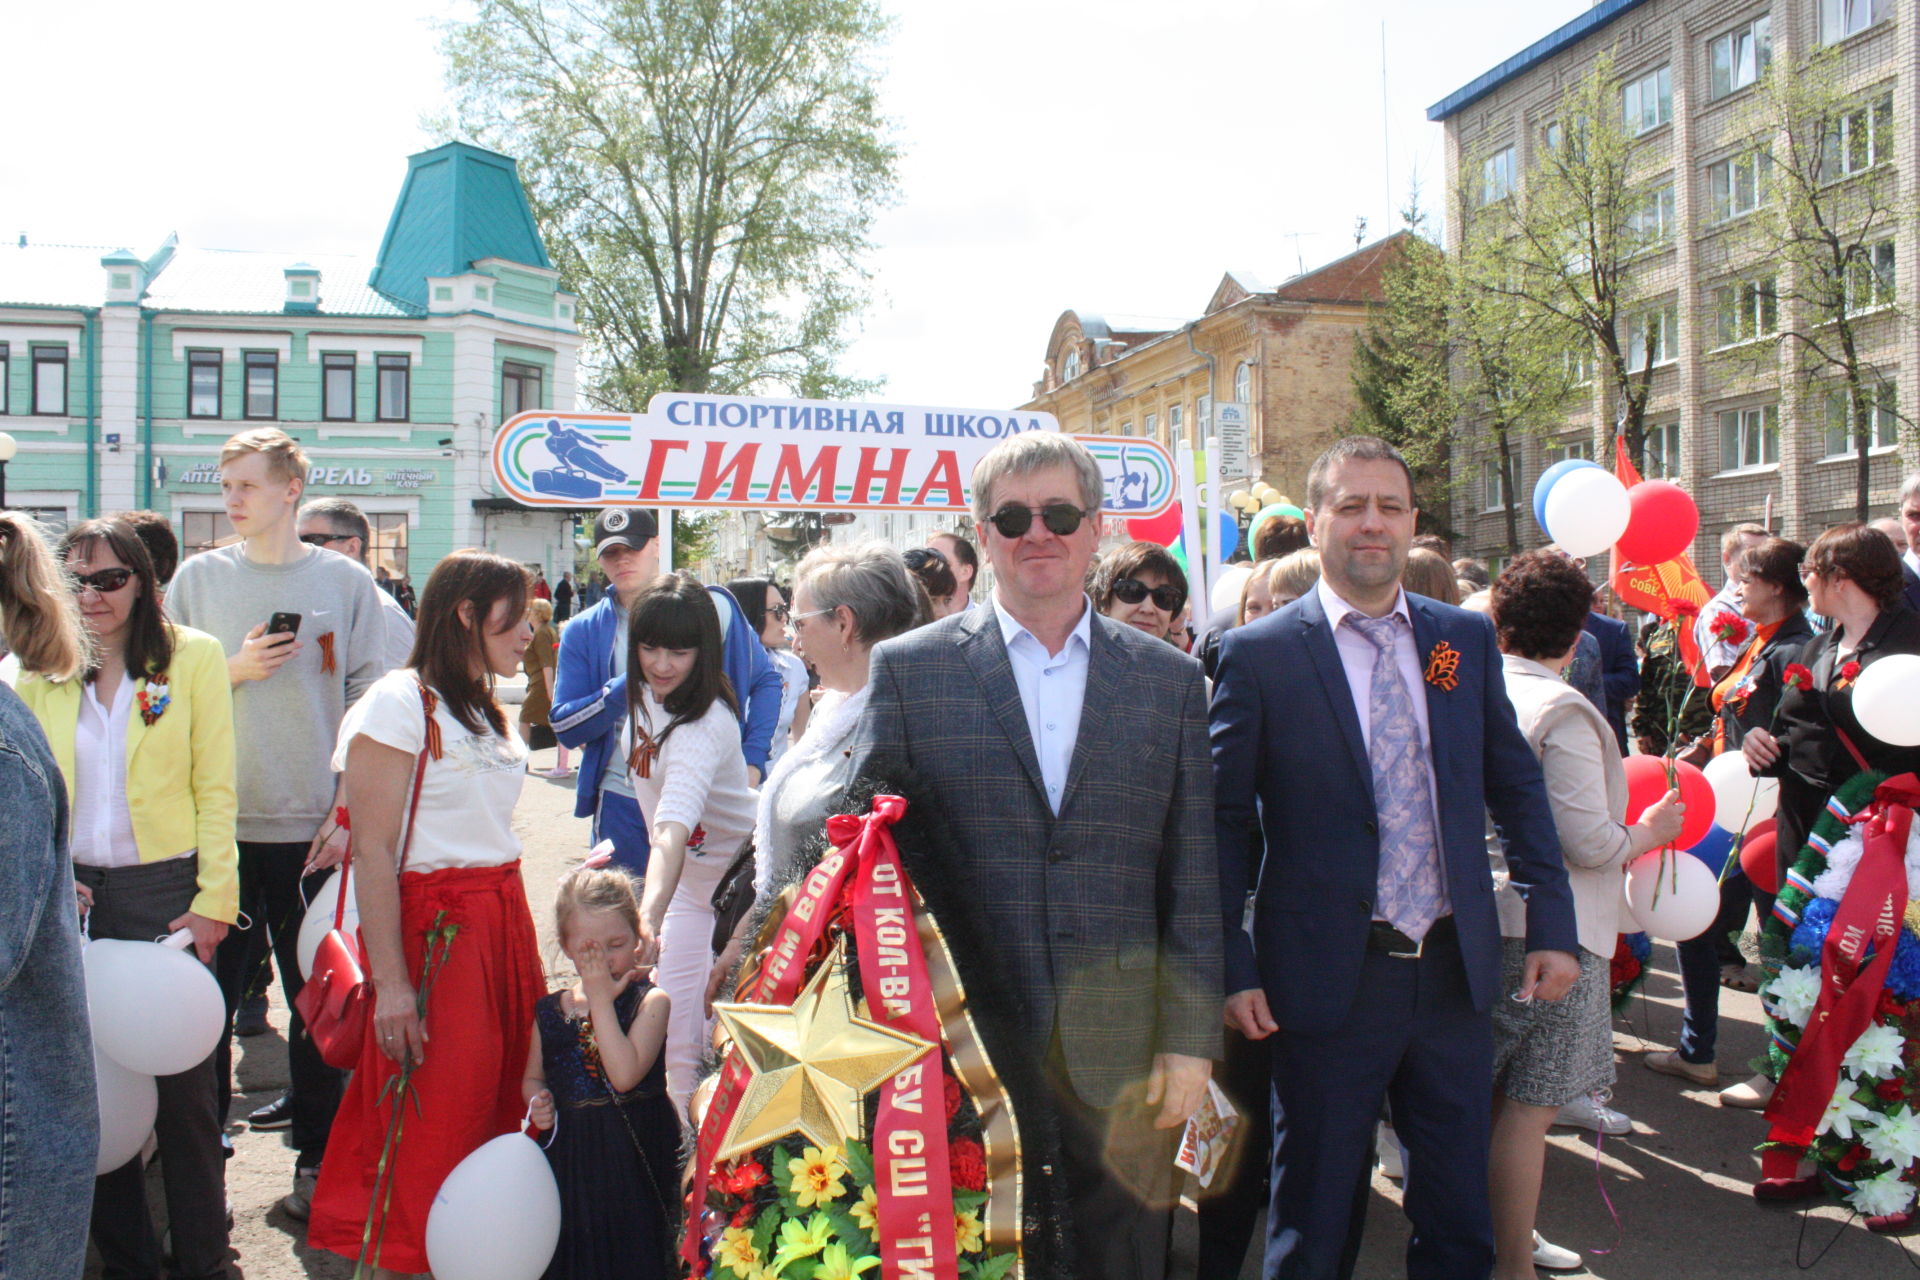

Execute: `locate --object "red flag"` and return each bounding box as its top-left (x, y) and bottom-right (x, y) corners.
top-left (1607, 437), bottom-right (1711, 685)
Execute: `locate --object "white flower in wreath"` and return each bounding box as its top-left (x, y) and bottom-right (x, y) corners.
top-left (1818, 1081), bottom-right (1876, 1142)
top-left (1862, 1105), bottom-right (1920, 1169)
top-left (1844, 1023), bottom-right (1908, 1081)
top-left (1809, 822), bottom-right (1920, 901)
top-left (1848, 1168), bottom-right (1918, 1219)
top-left (1761, 966), bottom-right (1821, 1028)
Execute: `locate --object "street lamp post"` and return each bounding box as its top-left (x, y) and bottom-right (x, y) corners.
top-left (0, 432), bottom-right (18, 511)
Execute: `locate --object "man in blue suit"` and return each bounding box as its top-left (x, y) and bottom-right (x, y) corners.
top-left (1581, 601), bottom-right (1638, 755)
top-left (1211, 437), bottom-right (1579, 1280)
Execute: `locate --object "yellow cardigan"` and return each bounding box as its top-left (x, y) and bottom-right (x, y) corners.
top-left (19, 624), bottom-right (239, 923)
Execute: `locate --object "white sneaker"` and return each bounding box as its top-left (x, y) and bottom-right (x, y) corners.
top-left (1532, 1231), bottom-right (1582, 1271)
top-left (1374, 1121), bottom-right (1405, 1180)
top-left (1555, 1092), bottom-right (1632, 1136)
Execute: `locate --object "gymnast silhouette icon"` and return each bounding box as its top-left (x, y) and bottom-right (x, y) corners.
top-left (1104, 446), bottom-right (1152, 511)
top-left (532, 420), bottom-right (629, 500)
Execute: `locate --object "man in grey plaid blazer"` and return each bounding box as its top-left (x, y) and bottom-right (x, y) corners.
top-left (856, 432), bottom-right (1220, 1280)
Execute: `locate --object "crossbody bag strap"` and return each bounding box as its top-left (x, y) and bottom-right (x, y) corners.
top-left (330, 822), bottom-right (354, 933)
top-left (397, 678), bottom-right (439, 877)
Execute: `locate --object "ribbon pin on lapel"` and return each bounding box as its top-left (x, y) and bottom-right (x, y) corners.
top-left (1424, 642), bottom-right (1460, 692)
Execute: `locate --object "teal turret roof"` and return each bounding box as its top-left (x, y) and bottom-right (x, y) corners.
top-left (367, 141), bottom-right (552, 311)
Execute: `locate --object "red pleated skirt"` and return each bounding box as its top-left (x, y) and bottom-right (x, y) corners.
top-left (307, 861), bottom-right (546, 1274)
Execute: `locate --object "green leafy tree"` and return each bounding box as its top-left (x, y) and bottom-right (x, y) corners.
top-left (440, 0), bottom-right (898, 406)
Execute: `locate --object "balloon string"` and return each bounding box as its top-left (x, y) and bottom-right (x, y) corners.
top-left (1584, 1111), bottom-right (1624, 1256)
top-left (524, 1099), bottom-right (559, 1149)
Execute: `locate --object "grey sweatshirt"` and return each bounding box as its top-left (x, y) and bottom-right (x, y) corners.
top-left (167, 544), bottom-right (387, 842)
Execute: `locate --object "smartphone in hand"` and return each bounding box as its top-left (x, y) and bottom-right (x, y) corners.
top-left (267, 612), bottom-right (302, 639)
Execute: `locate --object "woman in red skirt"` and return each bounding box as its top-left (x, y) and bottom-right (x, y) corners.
top-left (308, 550), bottom-right (544, 1277)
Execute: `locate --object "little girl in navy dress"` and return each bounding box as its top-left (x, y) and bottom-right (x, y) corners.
top-left (524, 866), bottom-right (678, 1279)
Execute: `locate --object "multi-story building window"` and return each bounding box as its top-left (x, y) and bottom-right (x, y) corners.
top-left (244, 352), bottom-right (277, 420)
top-left (1820, 0), bottom-right (1889, 46)
top-left (321, 353), bottom-right (356, 421)
top-left (187, 350), bottom-right (222, 418)
top-left (502, 361), bottom-right (544, 418)
top-left (1622, 65), bottom-right (1672, 134)
top-left (1824, 93), bottom-right (1893, 179)
top-left (1167, 402), bottom-right (1185, 442)
top-left (1144, 411), bottom-right (1158, 442)
top-left (1481, 146), bottom-right (1517, 204)
top-left (369, 511), bottom-right (410, 579)
top-left (1482, 457), bottom-right (1508, 511)
top-left (1709, 16), bottom-right (1771, 100)
top-left (1843, 240), bottom-right (1896, 315)
top-left (1824, 381), bottom-right (1898, 456)
top-left (1233, 360), bottom-right (1252, 404)
top-left (1641, 420), bottom-right (1682, 477)
top-left (1714, 277), bottom-right (1779, 347)
top-left (0, 342), bottom-right (8, 414)
top-left (1565, 343), bottom-right (1594, 385)
top-left (1708, 150), bottom-right (1772, 221)
top-left (181, 511), bottom-right (230, 557)
top-left (1719, 403), bottom-right (1780, 470)
top-left (1545, 438), bottom-right (1594, 465)
top-left (1625, 303), bottom-right (1678, 371)
top-left (32, 347), bottom-right (67, 416)
top-left (1628, 183), bottom-right (1678, 245)
top-left (1060, 348), bottom-right (1080, 383)
top-left (376, 354), bottom-right (411, 422)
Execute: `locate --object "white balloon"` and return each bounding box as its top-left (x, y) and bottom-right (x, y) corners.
top-left (1700, 751), bottom-right (1779, 833)
top-left (298, 868), bottom-right (358, 981)
top-left (426, 1133), bottom-right (562, 1280)
top-left (1210, 565), bottom-right (1253, 616)
top-left (83, 938), bottom-right (225, 1076)
top-left (1541, 468), bottom-right (1631, 558)
top-left (1853, 653), bottom-right (1920, 747)
top-left (94, 1046), bottom-right (157, 1175)
top-left (1624, 850), bottom-right (1720, 941)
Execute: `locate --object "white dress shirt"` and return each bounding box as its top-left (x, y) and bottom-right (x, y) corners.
top-left (1316, 578), bottom-right (1434, 756)
top-left (72, 674), bottom-right (146, 868)
top-left (996, 593), bottom-right (1093, 816)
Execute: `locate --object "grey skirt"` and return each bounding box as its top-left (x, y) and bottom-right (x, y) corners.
top-left (1490, 936), bottom-right (1615, 1108)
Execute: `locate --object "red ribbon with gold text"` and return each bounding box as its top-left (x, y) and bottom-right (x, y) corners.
top-left (1760, 773), bottom-right (1919, 1177)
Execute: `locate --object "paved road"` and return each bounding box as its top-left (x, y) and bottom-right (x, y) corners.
top-left (129, 738), bottom-right (1913, 1278)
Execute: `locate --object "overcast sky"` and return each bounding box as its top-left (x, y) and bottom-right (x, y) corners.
top-left (5, 0), bottom-right (1588, 407)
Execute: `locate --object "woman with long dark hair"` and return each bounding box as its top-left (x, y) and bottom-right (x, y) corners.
top-left (306, 550), bottom-right (545, 1278)
top-left (17, 517), bottom-right (238, 1280)
top-left (624, 573), bottom-right (757, 1111)
top-left (0, 511), bottom-right (98, 1280)
top-left (728, 576), bottom-right (808, 762)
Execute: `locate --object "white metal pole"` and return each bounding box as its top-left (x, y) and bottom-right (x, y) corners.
top-left (1203, 433), bottom-right (1225, 606)
top-left (1176, 437), bottom-right (1203, 606)
top-left (658, 507), bottom-right (675, 572)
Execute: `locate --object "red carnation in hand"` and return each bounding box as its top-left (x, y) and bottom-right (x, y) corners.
top-left (949, 1137), bottom-right (987, 1192)
top-left (1783, 663), bottom-right (1814, 691)
top-left (944, 1073), bottom-right (964, 1121)
top-left (1710, 611), bottom-right (1752, 645)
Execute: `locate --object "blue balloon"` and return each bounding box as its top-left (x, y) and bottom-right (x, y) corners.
top-left (1217, 511), bottom-right (1240, 560)
top-left (1685, 824), bottom-right (1738, 877)
top-left (1532, 458), bottom-right (1604, 535)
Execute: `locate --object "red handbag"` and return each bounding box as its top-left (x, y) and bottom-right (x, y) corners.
top-left (297, 685), bottom-right (434, 1069)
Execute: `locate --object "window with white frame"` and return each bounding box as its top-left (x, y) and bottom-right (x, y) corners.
top-left (1844, 240), bottom-right (1897, 315)
top-left (1719, 403), bottom-right (1780, 470)
top-left (376, 354), bottom-right (411, 422)
top-left (1708, 150), bottom-right (1772, 221)
top-left (1545, 438), bottom-right (1595, 465)
top-left (1144, 411), bottom-right (1158, 442)
top-left (1233, 361), bottom-right (1252, 404)
top-left (1197, 394), bottom-right (1212, 434)
top-left (1543, 120), bottom-right (1564, 153)
top-left (1625, 304), bottom-right (1678, 371)
top-left (32, 347), bottom-right (67, 417)
top-left (321, 353), bottom-right (356, 421)
top-left (1641, 420), bottom-right (1682, 477)
top-left (1622, 65), bottom-right (1673, 134)
top-left (1824, 93), bottom-right (1895, 180)
top-left (1060, 348), bottom-right (1080, 383)
top-left (1628, 183), bottom-right (1677, 244)
top-left (244, 352), bottom-right (277, 420)
top-left (187, 350), bottom-right (222, 418)
top-left (1824, 381), bottom-right (1899, 456)
top-left (1714, 277), bottom-right (1779, 347)
top-left (1565, 343), bottom-right (1594, 385)
top-left (1167, 403), bottom-right (1185, 442)
top-left (1481, 147), bottom-right (1517, 205)
top-left (1820, 0), bottom-right (1888, 45)
top-left (1482, 457), bottom-right (1509, 511)
top-left (1710, 16), bottom-right (1771, 100)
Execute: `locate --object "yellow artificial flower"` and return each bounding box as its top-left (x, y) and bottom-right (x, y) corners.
top-left (770, 1213), bottom-right (834, 1272)
top-left (955, 1209), bottom-right (985, 1254)
top-left (815, 1241), bottom-right (882, 1280)
top-left (787, 1144), bottom-right (850, 1208)
top-left (715, 1225), bottom-right (762, 1278)
top-left (851, 1183), bottom-right (880, 1234)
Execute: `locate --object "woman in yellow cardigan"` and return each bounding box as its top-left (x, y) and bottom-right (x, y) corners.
top-left (18, 516), bottom-right (237, 1280)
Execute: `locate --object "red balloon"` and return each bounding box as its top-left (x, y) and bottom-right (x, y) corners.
top-left (1740, 830), bottom-right (1781, 895)
top-left (1126, 503), bottom-right (1183, 547)
top-left (1622, 755), bottom-right (1716, 849)
top-left (1616, 480), bottom-right (1699, 566)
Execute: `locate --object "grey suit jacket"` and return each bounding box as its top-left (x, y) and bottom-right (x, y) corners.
top-left (854, 602), bottom-right (1221, 1108)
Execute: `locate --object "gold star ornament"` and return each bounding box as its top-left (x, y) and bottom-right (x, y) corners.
top-left (711, 939), bottom-right (933, 1162)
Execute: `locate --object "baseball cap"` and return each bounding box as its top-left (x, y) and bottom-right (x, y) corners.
top-left (593, 508), bottom-right (659, 554)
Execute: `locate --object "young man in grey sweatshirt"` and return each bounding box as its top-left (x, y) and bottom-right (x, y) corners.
top-left (165, 429), bottom-right (387, 1220)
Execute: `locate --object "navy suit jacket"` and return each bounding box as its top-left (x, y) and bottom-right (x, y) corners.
top-left (1582, 611), bottom-right (1638, 752)
top-left (1903, 561), bottom-right (1920, 613)
top-left (1210, 588), bottom-right (1577, 1034)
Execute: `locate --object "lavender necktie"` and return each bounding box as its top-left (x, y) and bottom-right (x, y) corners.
top-left (1346, 613), bottom-right (1448, 941)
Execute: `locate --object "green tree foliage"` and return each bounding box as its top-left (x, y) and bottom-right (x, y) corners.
top-left (441, 0), bottom-right (898, 406)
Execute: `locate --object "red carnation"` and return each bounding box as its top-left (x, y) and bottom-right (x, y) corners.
top-left (949, 1137), bottom-right (987, 1192)
top-left (1783, 663), bottom-right (1815, 691)
top-left (1672, 599), bottom-right (1702, 619)
top-left (1840, 660), bottom-right (1863, 683)
top-left (1710, 611), bottom-right (1752, 645)
top-left (945, 1073), bottom-right (964, 1121)
top-left (1838, 1144), bottom-right (1869, 1172)
top-left (718, 1158), bottom-right (767, 1195)
top-left (1879, 1079), bottom-right (1908, 1102)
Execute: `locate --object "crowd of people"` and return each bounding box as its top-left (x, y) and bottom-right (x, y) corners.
top-left (2, 422), bottom-right (1919, 1280)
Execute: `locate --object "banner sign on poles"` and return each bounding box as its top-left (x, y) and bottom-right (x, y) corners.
top-left (490, 393), bottom-right (1178, 517)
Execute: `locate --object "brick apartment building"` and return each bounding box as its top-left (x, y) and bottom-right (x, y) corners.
top-left (1431, 0), bottom-right (1920, 568)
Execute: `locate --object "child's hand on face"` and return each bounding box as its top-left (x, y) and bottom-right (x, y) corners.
top-left (528, 1088), bottom-right (555, 1131)
top-left (577, 939), bottom-right (636, 1005)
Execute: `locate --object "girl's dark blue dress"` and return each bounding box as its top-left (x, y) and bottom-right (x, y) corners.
top-left (537, 983), bottom-right (680, 1279)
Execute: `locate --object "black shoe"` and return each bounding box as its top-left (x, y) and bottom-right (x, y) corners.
top-left (248, 1094), bottom-right (293, 1131)
top-left (235, 992), bottom-right (271, 1037)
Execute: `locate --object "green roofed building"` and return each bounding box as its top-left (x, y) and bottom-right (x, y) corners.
top-left (0, 141), bottom-right (583, 584)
